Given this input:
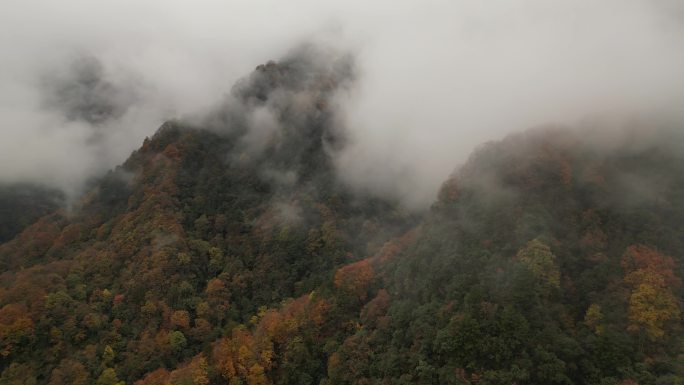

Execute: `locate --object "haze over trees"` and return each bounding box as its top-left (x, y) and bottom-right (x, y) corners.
top-left (0, 47), bottom-right (682, 385)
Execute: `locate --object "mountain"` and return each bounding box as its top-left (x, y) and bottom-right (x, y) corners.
top-left (1, 50), bottom-right (683, 385)
top-left (0, 47), bottom-right (415, 385)
top-left (340, 125), bottom-right (684, 384)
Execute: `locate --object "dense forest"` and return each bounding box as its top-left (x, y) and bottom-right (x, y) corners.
top-left (1, 51), bottom-right (683, 385)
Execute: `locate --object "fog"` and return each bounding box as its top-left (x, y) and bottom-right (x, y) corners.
top-left (1, 0), bottom-right (683, 207)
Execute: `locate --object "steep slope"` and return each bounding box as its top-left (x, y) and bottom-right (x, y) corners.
top-left (1, 48), bottom-right (683, 385)
top-left (0, 48), bottom-right (414, 384)
top-left (327, 125), bottom-right (684, 385)
top-left (121, 125), bottom-right (684, 385)
top-left (128, 124), bottom-right (683, 385)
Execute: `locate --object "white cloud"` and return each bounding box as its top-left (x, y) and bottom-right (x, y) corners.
top-left (0, 0), bottom-right (682, 206)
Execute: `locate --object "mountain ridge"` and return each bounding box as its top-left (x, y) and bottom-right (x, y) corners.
top-left (1, 55), bottom-right (683, 385)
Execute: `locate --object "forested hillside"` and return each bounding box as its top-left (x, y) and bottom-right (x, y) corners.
top-left (342, 126), bottom-right (684, 384)
top-left (1, 51), bottom-right (683, 385)
top-left (0, 48), bottom-right (416, 385)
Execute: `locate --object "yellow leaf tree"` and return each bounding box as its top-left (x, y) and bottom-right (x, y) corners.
top-left (621, 245), bottom-right (681, 341)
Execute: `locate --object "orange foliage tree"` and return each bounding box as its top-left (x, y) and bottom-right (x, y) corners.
top-left (333, 259), bottom-right (374, 301)
top-left (210, 295), bottom-right (329, 385)
top-left (0, 303), bottom-right (34, 357)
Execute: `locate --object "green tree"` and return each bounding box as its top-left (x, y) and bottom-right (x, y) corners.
top-left (169, 331), bottom-right (187, 353)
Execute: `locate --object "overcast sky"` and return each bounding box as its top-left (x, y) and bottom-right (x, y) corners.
top-left (1, 0), bottom-right (683, 207)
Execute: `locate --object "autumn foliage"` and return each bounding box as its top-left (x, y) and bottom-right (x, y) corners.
top-left (334, 259), bottom-right (374, 301)
top-left (1, 61), bottom-right (684, 385)
top-left (621, 245), bottom-right (681, 340)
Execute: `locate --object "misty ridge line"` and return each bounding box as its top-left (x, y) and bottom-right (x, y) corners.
top-left (0, 0), bottom-right (683, 209)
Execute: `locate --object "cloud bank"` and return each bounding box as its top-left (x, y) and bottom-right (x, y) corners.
top-left (0, 0), bottom-right (683, 206)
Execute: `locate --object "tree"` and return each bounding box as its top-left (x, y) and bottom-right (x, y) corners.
top-left (516, 239), bottom-right (560, 289)
top-left (169, 331), bottom-right (187, 353)
top-left (627, 283), bottom-right (680, 340)
top-left (192, 356), bottom-right (210, 385)
top-left (584, 304), bottom-right (604, 335)
top-left (171, 310), bottom-right (191, 330)
top-left (621, 245), bottom-right (681, 341)
top-left (103, 345), bottom-right (115, 366)
top-left (1, 362), bottom-right (38, 385)
top-left (96, 368), bottom-right (122, 385)
top-left (49, 359), bottom-right (89, 385)
top-left (333, 259), bottom-right (374, 301)
top-left (0, 304), bottom-right (34, 358)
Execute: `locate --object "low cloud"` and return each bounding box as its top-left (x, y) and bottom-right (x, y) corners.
top-left (0, 0), bottom-right (683, 208)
